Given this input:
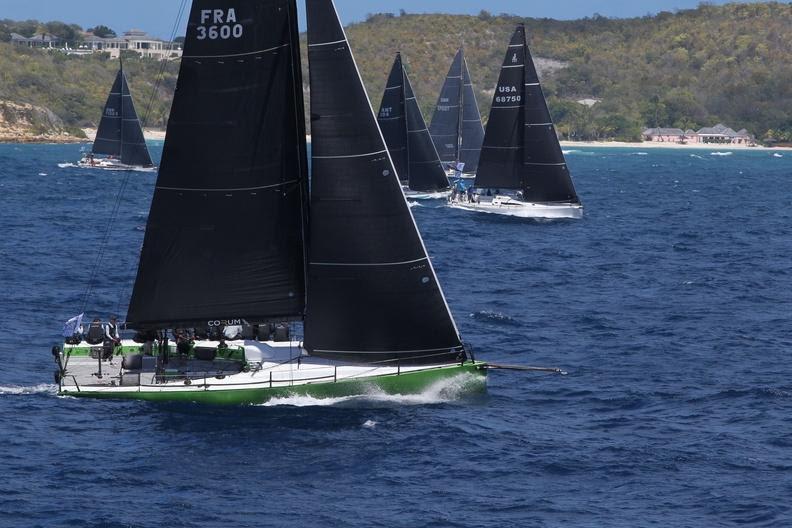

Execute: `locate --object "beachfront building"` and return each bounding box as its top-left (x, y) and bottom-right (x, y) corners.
top-left (10, 32), bottom-right (63, 49)
top-left (643, 124), bottom-right (755, 145)
top-left (25, 29), bottom-right (182, 60)
top-left (642, 128), bottom-right (688, 143)
top-left (695, 124), bottom-right (754, 145)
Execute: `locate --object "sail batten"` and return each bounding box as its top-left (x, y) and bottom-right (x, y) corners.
top-left (126, 0), bottom-right (309, 329)
top-left (305, 0), bottom-right (463, 364)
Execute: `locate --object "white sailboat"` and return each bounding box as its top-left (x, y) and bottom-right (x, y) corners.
top-left (449, 25), bottom-right (582, 219)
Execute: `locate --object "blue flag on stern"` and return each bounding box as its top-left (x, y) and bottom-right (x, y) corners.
top-left (62, 313), bottom-right (84, 338)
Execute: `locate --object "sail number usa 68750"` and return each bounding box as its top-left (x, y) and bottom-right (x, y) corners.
top-left (196, 9), bottom-right (243, 40)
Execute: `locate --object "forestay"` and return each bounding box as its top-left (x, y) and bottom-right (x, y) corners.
top-left (127, 0), bottom-right (309, 329)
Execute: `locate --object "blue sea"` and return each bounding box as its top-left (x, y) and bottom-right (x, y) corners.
top-left (0, 143), bottom-right (790, 527)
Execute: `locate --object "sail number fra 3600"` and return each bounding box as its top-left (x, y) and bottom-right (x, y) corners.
top-left (197, 9), bottom-right (243, 40)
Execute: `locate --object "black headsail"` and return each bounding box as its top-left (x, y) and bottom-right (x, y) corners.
top-left (378, 53), bottom-right (449, 192)
top-left (127, 0), bottom-right (309, 329)
top-left (92, 66), bottom-right (153, 167)
top-left (459, 55), bottom-right (485, 174)
top-left (305, 0), bottom-right (464, 364)
top-left (475, 25), bottom-right (579, 203)
top-left (429, 49), bottom-right (463, 167)
top-left (429, 48), bottom-right (484, 173)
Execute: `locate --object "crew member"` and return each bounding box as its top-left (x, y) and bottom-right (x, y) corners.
top-left (85, 318), bottom-right (104, 345)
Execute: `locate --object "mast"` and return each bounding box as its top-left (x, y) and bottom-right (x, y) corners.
top-left (126, 0), bottom-right (309, 329)
top-left (455, 47), bottom-right (464, 167)
top-left (305, 0), bottom-right (464, 365)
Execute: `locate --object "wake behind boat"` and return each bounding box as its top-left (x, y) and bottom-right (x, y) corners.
top-left (377, 52), bottom-right (450, 199)
top-left (76, 63), bottom-right (155, 172)
top-left (449, 25), bottom-right (582, 219)
top-left (54, 0), bottom-right (486, 404)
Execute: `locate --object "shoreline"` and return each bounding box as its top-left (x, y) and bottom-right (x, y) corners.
top-left (560, 140), bottom-right (791, 151)
top-left (1, 134), bottom-right (789, 152)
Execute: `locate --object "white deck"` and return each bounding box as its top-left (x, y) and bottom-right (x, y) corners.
top-left (58, 339), bottom-right (455, 395)
top-left (449, 194), bottom-right (583, 219)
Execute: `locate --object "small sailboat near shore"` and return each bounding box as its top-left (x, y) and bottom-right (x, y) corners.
top-left (430, 47), bottom-right (485, 180)
top-left (377, 52), bottom-right (450, 199)
top-left (449, 25), bottom-right (582, 219)
top-left (53, 0), bottom-right (486, 404)
top-left (77, 63), bottom-right (155, 171)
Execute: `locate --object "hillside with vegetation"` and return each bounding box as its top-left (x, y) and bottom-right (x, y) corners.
top-left (0, 2), bottom-right (790, 143)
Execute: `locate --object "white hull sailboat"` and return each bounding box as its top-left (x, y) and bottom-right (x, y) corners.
top-left (449, 25), bottom-right (582, 219)
top-left (449, 193), bottom-right (583, 219)
top-left (54, 0), bottom-right (486, 405)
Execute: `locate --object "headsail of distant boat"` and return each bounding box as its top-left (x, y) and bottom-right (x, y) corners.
top-left (92, 67), bottom-right (153, 167)
top-left (378, 52), bottom-right (449, 192)
top-left (429, 48), bottom-right (485, 174)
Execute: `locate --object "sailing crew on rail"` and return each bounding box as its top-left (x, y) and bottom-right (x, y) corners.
top-left (104, 316), bottom-right (121, 347)
top-left (85, 318), bottom-right (104, 344)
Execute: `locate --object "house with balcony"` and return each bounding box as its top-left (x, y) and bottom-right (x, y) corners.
top-left (10, 32), bottom-right (63, 49)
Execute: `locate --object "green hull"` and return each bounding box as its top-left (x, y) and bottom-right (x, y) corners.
top-left (61, 362), bottom-right (488, 405)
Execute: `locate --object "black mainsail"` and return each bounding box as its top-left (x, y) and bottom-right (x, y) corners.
top-left (92, 66), bottom-right (153, 167)
top-left (475, 25), bottom-right (579, 204)
top-left (127, 0), bottom-right (309, 329)
top-left (304, 0), bottom-right (464, 364)
top-left (377, 53), bottom-right (449, 192)
top-left (429, 48), bottom-right (484, 174)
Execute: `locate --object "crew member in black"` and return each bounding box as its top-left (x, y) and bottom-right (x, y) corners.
top-left (85, 318), bottom-right (104, 345)
top-left (103, 316), bottom-right (121, 360)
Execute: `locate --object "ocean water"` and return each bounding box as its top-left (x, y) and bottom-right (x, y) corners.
top-left (0, 143), bottom-right (791, 527)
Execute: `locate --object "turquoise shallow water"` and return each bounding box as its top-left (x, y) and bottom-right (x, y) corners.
top-left (0, 143), bottom-right (791, 527)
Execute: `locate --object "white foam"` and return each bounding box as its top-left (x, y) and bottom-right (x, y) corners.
top-left (0, 383), bottom-right (58, 396)
top-left (57, 163), bottom-right (76, 168)
top-left (258, 372), bottom-right (485, 408)
top-left (38, 172), bottom-right (47, 176)
top-left (710, 151), bottom-right (733, 156)
top-left (362, 420), bottom-right (377, 428)
top-left (773, 153), bottom-right (783, 158)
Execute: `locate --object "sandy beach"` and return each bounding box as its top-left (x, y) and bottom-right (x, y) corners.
top-left (81, 128), bottom-right (167, 142)
top-left (560, 140), bottom-right (791, 151)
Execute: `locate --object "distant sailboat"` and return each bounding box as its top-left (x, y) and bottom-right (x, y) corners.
top-left (78, 63), bottom-right (154, 171)
top-left (429, 47), bottom-right (485, 178)
top-left (377, 52), bottom-right (450, 199)
top-left (449, 25), bottom-right (582, 219)
top-left (54, 0), bottom-right (484, 404)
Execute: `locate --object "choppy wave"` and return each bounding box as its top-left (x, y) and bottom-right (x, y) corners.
top-left (258, 373), bottom-right (485, 408)
top-left (710, 151), bottom-right (733, 156)
top-left (0, 383), bottom-right (58, 396)
top-left (773, 153), bottom-right (784, 158)
top-left (470, 309), bottom-right (520, 326)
